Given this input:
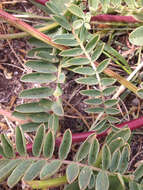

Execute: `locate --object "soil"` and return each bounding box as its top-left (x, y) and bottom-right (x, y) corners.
top-left (0, 1), bottom-right (143, 189)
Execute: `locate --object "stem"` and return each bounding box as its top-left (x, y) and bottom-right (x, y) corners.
top-left (91, 14), bottom-right (140, 23)
top-left (0, 9), bottom-right (67, 50)
top-left (27, 176), bottom-right (67, 189)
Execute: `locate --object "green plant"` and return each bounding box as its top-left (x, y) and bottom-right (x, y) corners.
top-left (0, 0), bottom-right (143, 189)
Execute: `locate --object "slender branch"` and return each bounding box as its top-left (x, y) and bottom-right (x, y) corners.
top-left (0, 9), bottom-right (67, 50)
top-left (0, 22), bottom-right (59, 40)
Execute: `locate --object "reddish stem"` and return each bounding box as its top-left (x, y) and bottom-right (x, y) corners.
top-left (34, 0), bottom-right (48, 5)
top-left (91, 14), bottom-right (139, 23)
top-left (25, 116), bottom-right (143, 154)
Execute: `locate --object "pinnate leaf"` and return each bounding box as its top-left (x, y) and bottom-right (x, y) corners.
top-left (59, 129), bottom-right (72, 160)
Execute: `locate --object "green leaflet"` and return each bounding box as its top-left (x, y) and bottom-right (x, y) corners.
top-left (64, 181), bottom-right (80, 190)
top-left (21, 73), bottom-right (56, 84)
top-left (68, 4), bottom-right (85, 18)
top-left (73, 19), bottom-right (84, 29)
top-left (129, 26), bottom-right (143, 46)
top-left (85, 107), bottom-right (104, 113)
top-left (80, 89), bottom-right (101, 97)
top-left (91, 43), bottom-right (105, 61)
top-left (78, 167), bottom-right (92, 190)
top-left (97, 59), bottom-right (110, 73)
top-left (134, 163), bottom-right (143, 181)
top-left (59, 129), bottom-right (72, 160)
top-left (48, 114), bottom-right (59, 135)
top-left (86, 35), bottom-right (100, 52)
top-left (37, 51), bottom-right (59, 62)
top-left (66, 163), bottom-right (79, 184)
top-left (1, 134), bottom-right (15, 159)
top-left (0, 160), bottom-right (21, 182)
top-left (84, 98), bottom-right (102, 105)
top-left (102, 144), bottom-right (111, 170)
top-left (129, 181), bottom-right (140, 190)
top-left (75, 76), bottom-right (98, 85)
top-left (105, 108), bottom-right (120, 115)
top-left (24, 160), bottom-right (46, 181)
top-left (7, 160), bottom-right (33, 188)
top-left (75, 134), bottom-right (94, 162)
top-left (20, 122), bottom-right (45, 132)
top-left (117, 144), bottom-right (130, 174)
top-left (43, 130), bottom-right (55, 159)
top-left (107, 116), bottom-right (120, 124)
top-left (103, 86), bottom-right (117, 96)
top-left (88, 138), bottom-right (99, 165)
top-left (101, 0), bottom-right (110, 13)
top-left (32, 125), bottom-right (45, 157)
top-left (51, 98), bottom-right (64, 116)
top-left (106, 128), bottom-right (131, 144)
top-left (13, 112), bottom-right (50, 123)
top-left (96, 171), bottom-right (109, 190)
top-left (104, 99), bottom-right (118, 107)
top-left (88, 0), bottom-right (99, 12)
top-left (62, 57), bottom-right (89, 67)
top-left (110, 150), bottom-right (121, 172)
top-left (101, 78), bottom-right (116, 86)
top-left (90, 119), bottom-right (107, 131)
top-left (53, 38), bottom-right (78, 46)
top-left (88, 174), bottom-right (95, 189)
top-left (16, 127), bottom-right (27, 156)
top-left (20, 87), bottom-right (54, 99)
top-left (26, 60), bottom-right (57, 73)
top-left (73, 66), bottom-right (96, 75)
top-left (60, 48), bottom-right (83, 57)
top-left (15, 99), bottom-right (53, 113)
top-left (40, 160), bottom-right (62, 179)
top-left (137, 89), bottom-right (143, 99)
top-left (0, 144), bottom-right (6, 158)
top-left (108, 137), bottom-right (124, 154)
top-left (53, 15), bottom-right (71, 31)
top-left (27, 47), bottom-right (51, 57)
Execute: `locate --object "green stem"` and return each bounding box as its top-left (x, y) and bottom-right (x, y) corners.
top-left (0, 22), bottom-right (59, 40)
top-left (27, 176), bottom-right (67, 189)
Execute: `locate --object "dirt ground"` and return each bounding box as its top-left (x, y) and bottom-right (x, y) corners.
top-left (0, 1), bottom-right (143, 189)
